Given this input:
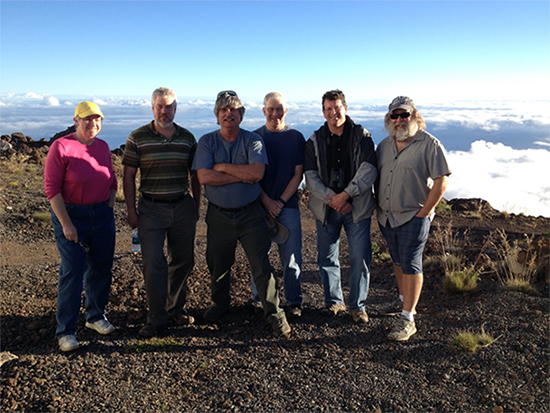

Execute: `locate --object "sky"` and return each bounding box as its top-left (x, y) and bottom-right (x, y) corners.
top-left (1, 0), bottom-right (549, 102)
top-left (1, 1), bottom-right (549, 217)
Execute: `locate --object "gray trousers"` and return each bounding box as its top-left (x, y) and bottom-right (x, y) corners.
top-left (138, 195), bottom-right (196, 325)
top-left (205, 201), bottom-right (285, 322)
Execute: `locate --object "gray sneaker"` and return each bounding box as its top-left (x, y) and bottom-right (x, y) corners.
top-left (58, 335), bottom-right (80, 352)
top-left (377, 297), bottom-right (403, 316)
top-left (85, 319), bottom-right (115, 335)
top-left (271, 316), bottom-right (291, 337)
top-left (388, 317), bottom-right (417, 341)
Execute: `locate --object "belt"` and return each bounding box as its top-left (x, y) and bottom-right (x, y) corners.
top-left (210, 198), bottom-right (259, 213)
top-left (141, 192), bottom-right (187, 204)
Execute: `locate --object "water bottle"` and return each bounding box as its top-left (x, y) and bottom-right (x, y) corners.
top-left (131, 228), bottom-right (141, 253)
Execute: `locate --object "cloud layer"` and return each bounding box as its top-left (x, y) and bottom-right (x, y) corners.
top-left (1, 93), bottom-right (548, 217)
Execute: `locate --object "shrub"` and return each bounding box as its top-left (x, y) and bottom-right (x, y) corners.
top-left (450, 328), bottom-right (494, 353)
top-left (443, 266), bottom-right (480, 293)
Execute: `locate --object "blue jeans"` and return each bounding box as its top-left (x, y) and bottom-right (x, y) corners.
top-left (251, 207), bottom-right (302, 306)
top-left (316, 209), bottom-right (372, 311)
top-left (51, 202), bottom-right (115, 338)
top-left (138, 195), bottom-right (197, 325)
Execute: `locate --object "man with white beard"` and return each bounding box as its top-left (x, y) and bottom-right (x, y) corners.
top-left (375, 96), bottom-right (451, 341)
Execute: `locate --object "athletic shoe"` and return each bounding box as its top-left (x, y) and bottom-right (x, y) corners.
top-left (377, 298), bottom-right (403, 316)
top-left (85, 319), bottom-right (116, 335)
top-left (388, 317), bottom-right (417, 341)
top-left (58, 335), bottom-right (80, 352)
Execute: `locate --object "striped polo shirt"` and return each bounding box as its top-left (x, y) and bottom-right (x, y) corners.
top-left (123, 121), bottom-right (197, 197)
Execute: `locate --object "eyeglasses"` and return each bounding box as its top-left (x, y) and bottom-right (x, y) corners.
top-left (217, 90), bottom-right (237, 99)
top-left (323, 104), bottom-right (344, 113)
top-left (390, 112), bottom-right (411, 120)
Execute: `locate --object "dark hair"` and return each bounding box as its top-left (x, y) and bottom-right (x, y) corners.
top-left (322, 89), bottom-right (346, 109)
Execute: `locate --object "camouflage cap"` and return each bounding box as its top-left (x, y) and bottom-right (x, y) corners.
top-left (388, 96), bottom-right (415, 113)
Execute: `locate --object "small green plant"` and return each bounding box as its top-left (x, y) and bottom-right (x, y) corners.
top-left (443, 265), bottom-right (480, 293)
top-left (9, 181), bottom-right (20, 188)
top-left (490, 229), bottom-right (538, 295)
top-left (450, 327), bottom-right (494, 352)
top-left (435, 200), bottom-right (451, 214)
top-left (32, 211), bottom-right (51, 222)
top-left (124, 337), bottom-right (180, 353)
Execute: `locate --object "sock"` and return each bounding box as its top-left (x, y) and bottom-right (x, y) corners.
top-left (399, 294), bottom-right (404, 302)
top-left (402, 310), bottom-right (414, 322)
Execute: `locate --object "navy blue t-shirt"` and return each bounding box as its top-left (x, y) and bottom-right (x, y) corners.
top-left (254, 125), bottom-right (306, 209)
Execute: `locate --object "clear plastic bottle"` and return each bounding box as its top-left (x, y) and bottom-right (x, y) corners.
top-left (131, 228), bottom-right (141, 253)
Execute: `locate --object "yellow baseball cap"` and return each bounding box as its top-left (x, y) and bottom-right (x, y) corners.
top-left (74, 101), bottom-right (104, 118)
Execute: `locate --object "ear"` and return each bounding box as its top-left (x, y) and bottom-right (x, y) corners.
top-left (262, 107), bottom-right (268, 116)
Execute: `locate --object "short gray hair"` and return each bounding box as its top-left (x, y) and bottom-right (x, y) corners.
top-left (152, 87), bottom-right (177, 108)
top-left (263, 91), bottom-right (286, 107)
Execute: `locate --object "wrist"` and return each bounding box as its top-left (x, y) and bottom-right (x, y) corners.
top-left (278, 197), bottom-right (286, 206)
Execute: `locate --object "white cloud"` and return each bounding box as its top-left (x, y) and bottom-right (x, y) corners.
top-left (44, 96), bottom-right (59, 106)
top-left (445, 141), bottom-right (550, 217)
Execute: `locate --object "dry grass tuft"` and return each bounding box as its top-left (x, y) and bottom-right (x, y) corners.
top-left (431, 222), bottom-right (486, 293)
top-left (489, 229), bottom-right (539, 295)
top-left (450, 326), bottom-right (495, 352)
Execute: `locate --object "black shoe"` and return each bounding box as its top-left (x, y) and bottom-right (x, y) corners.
top-left (170, 309), bottom-right (195, 326)
top-left (203, 304), bottom-right (229, 322)
top-left (138, 323), bottom-right (167, 338)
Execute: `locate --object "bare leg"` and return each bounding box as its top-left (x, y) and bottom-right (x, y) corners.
top-left (393, 264), bottom-right (404, 298)
top-left (402, 272), bottom-right (423, 313)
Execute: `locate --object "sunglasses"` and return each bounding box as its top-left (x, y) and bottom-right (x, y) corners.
top-left (390, 112), bottom-right (411, 120)
top-left (78, 241), bottom-right (89, 253)
top-left (217, 90), bottom-right (237, 99)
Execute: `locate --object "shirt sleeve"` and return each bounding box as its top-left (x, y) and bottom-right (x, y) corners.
top-left (44, 140), bottom-right (65, 200)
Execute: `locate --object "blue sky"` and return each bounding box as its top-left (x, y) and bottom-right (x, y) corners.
top-left (1, 1), bottom-right (549, 217)
top-left (1, 0), bottom-right (549, 102)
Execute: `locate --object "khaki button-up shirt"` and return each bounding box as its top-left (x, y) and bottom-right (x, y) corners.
top-left (376, 130), bottom-right (451, 228)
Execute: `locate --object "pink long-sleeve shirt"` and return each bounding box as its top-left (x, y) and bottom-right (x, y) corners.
top-left (44, 134), bottom-right (117, 205)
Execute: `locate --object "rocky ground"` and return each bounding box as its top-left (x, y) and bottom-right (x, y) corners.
top-left (1, 145), bottom-right (549, 412)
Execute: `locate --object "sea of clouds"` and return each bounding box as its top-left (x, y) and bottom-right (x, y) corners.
top-left (1, 93), bottom-right (549, 217)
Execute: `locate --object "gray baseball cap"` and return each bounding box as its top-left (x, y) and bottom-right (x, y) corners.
top-left (388, 96), bottom-right (415, 113)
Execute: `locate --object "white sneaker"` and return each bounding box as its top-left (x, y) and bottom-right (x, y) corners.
top-left (85, 319), bottom-right (115, 335)
top-left (58, 335), bottom-right (80, 352)
top-left (388, 317), bottom-right (417, 341)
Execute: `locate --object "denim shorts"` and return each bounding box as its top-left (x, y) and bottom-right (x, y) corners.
top-left (379, 216), bottom-right (430, 274)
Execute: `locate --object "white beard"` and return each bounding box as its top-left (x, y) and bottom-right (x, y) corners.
top-left (391, 121), bottom-right (419, 142)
